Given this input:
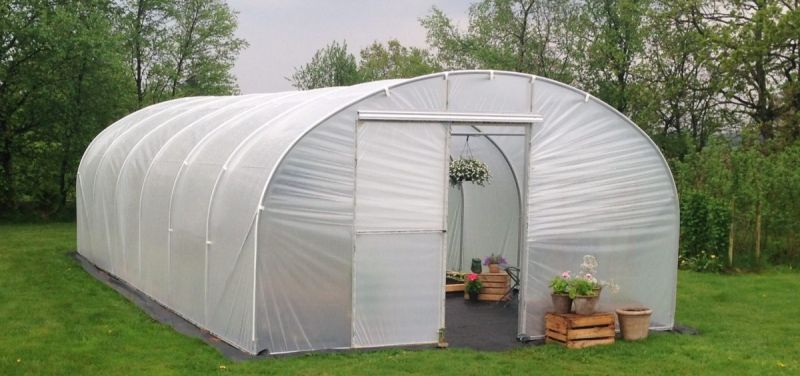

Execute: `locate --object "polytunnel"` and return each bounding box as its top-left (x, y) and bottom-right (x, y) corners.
top-left (77, 70), bottom-right (679, 355)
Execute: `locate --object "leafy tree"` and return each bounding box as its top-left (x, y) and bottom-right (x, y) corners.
top-left (581, 0), bottom-right (650, 115)
top-left (420, 0), bottom-right (587, 83)
top-left (289, 40), bottom-right (360, 90)
top-left (120, 0), bottom-right (246, 106)
top-left (636, 0), bottom-right (729, 158)
top-left (358, 39), bottom-right (441, 81)
top-left (0, 0), bottom-right (245, 216)
top-left (702, 0), bottom-right (799, 142)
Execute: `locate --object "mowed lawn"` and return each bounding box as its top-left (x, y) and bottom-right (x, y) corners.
top-left (1, 223), bottom-right (798, 375)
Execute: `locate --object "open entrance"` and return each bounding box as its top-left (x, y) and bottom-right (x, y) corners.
top-left (352, 111), bottom-right (535, 350)
top-left (445, 124), bottom-right (528, 349)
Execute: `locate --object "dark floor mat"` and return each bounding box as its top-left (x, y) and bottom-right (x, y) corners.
top-left (444, 292), bottom-right (536, 351)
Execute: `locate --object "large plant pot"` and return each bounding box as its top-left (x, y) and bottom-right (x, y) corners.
top-left (616, 307), bottom-right (653, 340)
top-left (573, 295), bottom-right (599, 315)
top-left (551, 294), bottom-right (573, 313)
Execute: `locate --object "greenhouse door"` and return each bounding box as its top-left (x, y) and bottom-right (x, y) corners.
top-left (352, 121), bottom-right (448, 348)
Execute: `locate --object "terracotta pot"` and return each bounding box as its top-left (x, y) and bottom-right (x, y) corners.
top-left (550, 293), bottom-right (573, 313)
top-left (616, 307), bottom-right (653, 340)
top-left (488, 263), bottom-right (501, 273)
top-left (573, 295), bottom-right (599, 315)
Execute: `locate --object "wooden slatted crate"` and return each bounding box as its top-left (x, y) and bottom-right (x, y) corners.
top-left (545, 312), bottom-right (615, 348)
top-left (463, 272), bottom-right (510, 301)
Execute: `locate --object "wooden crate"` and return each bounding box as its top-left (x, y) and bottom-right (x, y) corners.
top-left (445, 283), bottom-right (465, 293)
top-left (545, 312), bottom-right (615, 349)
top-left (463, 272), bottom-right (510, 301)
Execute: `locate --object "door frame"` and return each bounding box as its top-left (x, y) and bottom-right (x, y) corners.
top-left (353, 111), bottom-right (541, 345)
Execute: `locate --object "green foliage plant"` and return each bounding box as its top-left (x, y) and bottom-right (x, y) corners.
top-left (549, 271), bottom-right (571, 295)
top-left (465, 272), bottom-right (483, 295)
top-left (567, 277), bottom-right (600, 299)
top-left (449, 158), bottom-right (491, 186)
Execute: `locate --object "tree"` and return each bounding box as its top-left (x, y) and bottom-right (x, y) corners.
top-left (582, 0), bottom-right (650, 115)
top-left (420, 0), bottom-right (587, 83)
top-left (0, 0), bottom-right (133, 213)
top-left (703, 0), bottom-right (799, 142)
top-left (635, 0), bottom-right (729, 158)
top-left (0, 0), bottom-right (246, 216)
top-left (358, 40), bottom-right (441, 81)
top-left (289, 40), bottom-right (360, 90)
top-left (120, 0), bottom-right (246, 106)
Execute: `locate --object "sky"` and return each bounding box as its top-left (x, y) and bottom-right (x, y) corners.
top-left (226, 0), bottom-right (472, 94)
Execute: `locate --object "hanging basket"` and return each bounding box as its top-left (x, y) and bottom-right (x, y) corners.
top-left (449, 158), bottom-right (490, 186)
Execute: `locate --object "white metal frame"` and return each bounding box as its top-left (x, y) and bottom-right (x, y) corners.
top-left (358, 111), bottom-right (542, 124)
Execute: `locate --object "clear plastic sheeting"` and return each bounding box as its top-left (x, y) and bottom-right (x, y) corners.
top-left (523, 79), bottom-right (679, 337)
top-left (352, 121), bottom-right (447, 348)
top-left (353, 233), bottom-right (444, 347)
top-left (77, 70), bottom-right (678, 355)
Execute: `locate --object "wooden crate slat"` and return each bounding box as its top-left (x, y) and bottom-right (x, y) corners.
top-left (546, 329), bottom-right (567, 342)
top-left (545, 315), bottom-right (568, 333)
top-left (569, 313), bottom-right (615, 328)
top-left (480, 281), bottom-right (507, 288)
top-left (479, 287), bottom-right (507, 295)
top-left (565, 337), bottom-right (614, 349)
top-left (477, 293), bottom-right (505, 301)
top-left (566, 326), bottom-right (615, 340)
top-left (445, 284), bottom-right (465, 292)
top-left (478, 273), bottom-right (508, 283)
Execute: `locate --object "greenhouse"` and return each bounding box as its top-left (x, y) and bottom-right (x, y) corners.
top-left (76, 70), bottom-right (679, 355)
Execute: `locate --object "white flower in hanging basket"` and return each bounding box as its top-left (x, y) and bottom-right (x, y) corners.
top-left (449, 158), bottom-right (491, 186)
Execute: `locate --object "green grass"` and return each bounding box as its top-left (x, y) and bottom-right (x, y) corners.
top-left (1, 222), bottom-right (798, 375)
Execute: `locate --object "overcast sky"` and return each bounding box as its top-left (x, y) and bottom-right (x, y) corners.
top-left (227, 0), bottom-right (472, 94)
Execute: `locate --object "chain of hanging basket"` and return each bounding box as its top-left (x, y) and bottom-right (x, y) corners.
top-left (449, 135), bottom-right (491, 186)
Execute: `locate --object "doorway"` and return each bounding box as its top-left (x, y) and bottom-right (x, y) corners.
top-left (445, 124), bottom-right (528, 348)
top-left (351, 112), bottom-right (533, 349)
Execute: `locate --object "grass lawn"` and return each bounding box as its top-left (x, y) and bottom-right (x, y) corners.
top-left (1, 222), bottom-right (798, 375)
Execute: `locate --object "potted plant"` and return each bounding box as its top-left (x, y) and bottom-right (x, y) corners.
top-left (567, 275), bottom-right (601, 315)
top-left (549, 271), bottom-right (572, 313)
top-left (449, 158), bottom-right (491, 186)
top-left (483, 254), bottom-right (507, 273)
top-left (470, 258), bottom-right (482, 274)
top-left (616, 307), bottom-right (653, 341)
top-left (465, 272), bottom-right (482, 302)
top-left (566, 255), bottom-right (618, 315)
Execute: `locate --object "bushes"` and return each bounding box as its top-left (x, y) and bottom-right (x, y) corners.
top-left (674, 140), bottom-right (800, 270)
top-left (679, 191), bottom-right (730, 265)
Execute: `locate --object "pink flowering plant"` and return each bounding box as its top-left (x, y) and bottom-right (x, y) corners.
top-left (555, 255), bottom-right (620, 298)
top-left (465, 272), bottom-right (483, 294)
top-left (568, 255), bottom-right (619, 298)
top-left (549, 271), bottom-right (571, 294)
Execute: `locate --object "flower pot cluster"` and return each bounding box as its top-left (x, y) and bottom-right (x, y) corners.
top-left (548, 255), bottom-right (653, 341)
top-left (548, 271), bottom-right (603, 315)
top-left (548, 255), bottom-right (614, 315)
